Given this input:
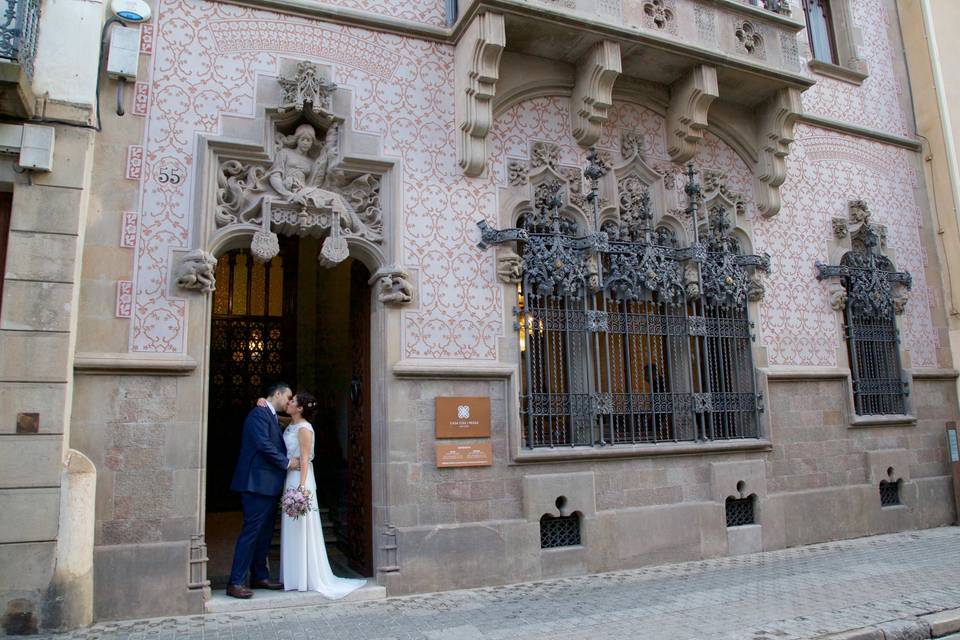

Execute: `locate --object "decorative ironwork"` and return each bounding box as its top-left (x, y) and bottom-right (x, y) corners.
top-left (725, 496), bottom-right (755, 527)
top-left (816, 221), bottom-right (910, 416)
top-left (540, 514), bottom-right (581, 548)
top-left (479, 154), bottom-right (767, 448)
top-left (879, 480), bottom-right (901, 507)
top-left (0, 0), bottom-right (40, 79)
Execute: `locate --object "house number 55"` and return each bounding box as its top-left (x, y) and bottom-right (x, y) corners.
top-left (157, 166), bottom-right (183, 184)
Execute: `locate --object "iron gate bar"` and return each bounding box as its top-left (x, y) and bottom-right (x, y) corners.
top-left (480, 155), bottom-right (768, 449)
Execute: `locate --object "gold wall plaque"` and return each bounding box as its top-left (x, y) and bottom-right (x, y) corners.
top-left (435, 396), bottom-right (491, 439)
top-left (436, 442), bottom-right (493, 468)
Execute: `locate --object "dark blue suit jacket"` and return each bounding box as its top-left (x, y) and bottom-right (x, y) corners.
top-left (230, 406), bottom-right (289, 496)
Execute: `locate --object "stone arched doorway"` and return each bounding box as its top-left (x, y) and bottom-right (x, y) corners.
top-left (203, 235), bottom-right (375, 584)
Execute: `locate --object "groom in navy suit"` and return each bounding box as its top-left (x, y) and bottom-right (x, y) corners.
top-left (226, 382), bottom-right (297, 599)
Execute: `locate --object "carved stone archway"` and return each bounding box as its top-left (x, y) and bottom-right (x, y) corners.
top-left (174, 59), bottom-right (408, 592)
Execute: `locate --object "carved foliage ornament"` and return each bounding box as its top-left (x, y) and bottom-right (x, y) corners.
top-left (279, 60), bottom-right (337, 113)
top-left (643, 0), bottom-right (675, 29)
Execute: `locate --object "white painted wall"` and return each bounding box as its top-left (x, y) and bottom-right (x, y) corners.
top-left (31, 0), bottom-right (105, 106)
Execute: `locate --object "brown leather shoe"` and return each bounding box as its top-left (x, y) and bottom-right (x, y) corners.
top-left (250, 579), bottom-right (283, 590)
top-left (226, 584), bottom-right (253, 599)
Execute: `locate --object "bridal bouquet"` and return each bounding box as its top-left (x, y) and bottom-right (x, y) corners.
top-left (280, 487), bottom-right (312, 519)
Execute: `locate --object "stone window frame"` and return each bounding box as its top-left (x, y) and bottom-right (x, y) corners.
top-left (801, 0), bottom-right (869, 85)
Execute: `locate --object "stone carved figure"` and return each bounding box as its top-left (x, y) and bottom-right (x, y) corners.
top-left (832, 217), bottom-right (848, 239)
top-left (377, 272), bottom-right (413, 305)
top-left (215, 122), bottom-right (383, 262)
top-left (496, 249), bottom-right (523, 284)
top-left (893, 287), bottom-right (909, 315)
top-left (828, 282), bottom-right (847, 311)
top-left (848, 199), bottom-right (871, 224)
top-left (176, 250), bottom-right (218, 293)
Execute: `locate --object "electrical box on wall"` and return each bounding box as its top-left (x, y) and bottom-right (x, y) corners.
top-left (106, 25), bottom-right (141, 80)
top-left (19, 124), bottom-right (55, 172)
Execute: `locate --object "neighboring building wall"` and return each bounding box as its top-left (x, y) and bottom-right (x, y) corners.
top-left (0, 0), bottom-right (103, 632)
top-left (897, 0), bottom-right (960, 403)
top-left (58, 0), bottom-right (960, 626)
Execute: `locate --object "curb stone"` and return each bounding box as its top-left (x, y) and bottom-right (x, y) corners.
top-left (819, 609), bottom-right (960, 640)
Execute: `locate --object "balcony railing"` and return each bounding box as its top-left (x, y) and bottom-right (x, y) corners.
top-left (0, 0), bottom-right (40, 79)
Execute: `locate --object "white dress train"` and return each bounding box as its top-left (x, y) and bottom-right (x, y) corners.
top-left (280, 421), bottom-right (366, 597)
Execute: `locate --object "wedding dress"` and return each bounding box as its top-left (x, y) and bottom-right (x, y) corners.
top-left (280, 421), bottom-right (366, 597)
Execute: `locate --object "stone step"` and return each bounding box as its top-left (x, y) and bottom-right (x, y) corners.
top-left (204, 583), bottom-right (385, 614)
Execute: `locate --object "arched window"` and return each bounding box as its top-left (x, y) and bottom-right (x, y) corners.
top-left (817, 220), bottom-right (911, 416)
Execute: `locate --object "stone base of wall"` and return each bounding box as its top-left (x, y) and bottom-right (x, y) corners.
top-left (386, 477), bottom-right (956, 597)
top-left (93, 542), bottom-right (205, 621)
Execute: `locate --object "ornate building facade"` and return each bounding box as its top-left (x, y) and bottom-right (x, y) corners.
top-left (1, 0), bottom-right (958, 632)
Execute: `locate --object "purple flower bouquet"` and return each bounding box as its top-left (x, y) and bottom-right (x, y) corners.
top-left (280, 488), bottom-right (312, 519)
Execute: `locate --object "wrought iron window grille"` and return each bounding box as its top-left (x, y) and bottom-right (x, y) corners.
top-left (816, 221), bottom-right (911, 416)
top-left (478, 153), bottom-right (769, 449)
top-left (540, 513), bottom-right (581, 548)
top-left (725, 495), bottom-right (755, 527)
top-left (879, 480), bottom-right (901, 507)
top-left (0, 0), bottom-right (40, 79)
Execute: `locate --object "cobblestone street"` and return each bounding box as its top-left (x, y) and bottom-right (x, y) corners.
top-left (36, 527), bottom-right (960, 639)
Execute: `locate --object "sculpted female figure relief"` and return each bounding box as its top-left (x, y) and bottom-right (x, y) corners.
top-left (215, 121), bottom-right (383, 258)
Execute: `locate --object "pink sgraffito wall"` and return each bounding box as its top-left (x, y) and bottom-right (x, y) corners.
top-left (130, 0), bottom-right (501, 359)
top-left (756, 0), bottom-right (937, 368)
top-left (127, 0), bottom-right (937, 368)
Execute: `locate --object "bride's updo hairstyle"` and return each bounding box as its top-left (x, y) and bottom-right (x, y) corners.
top-left (295, 392), bottom-right (319, 422)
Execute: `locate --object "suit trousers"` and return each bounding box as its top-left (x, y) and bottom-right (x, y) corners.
top-left (228, 491), bottom-right (278, 586)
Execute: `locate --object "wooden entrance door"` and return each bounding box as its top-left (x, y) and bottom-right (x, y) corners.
top-left (345, 260), bottom-right (373, 576)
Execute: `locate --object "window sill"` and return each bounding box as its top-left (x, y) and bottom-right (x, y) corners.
top-left (808, 59), bottom-right (868, 85)
top-left (511, 438), bottom-right (772, 464)
top-left (849, 414), bottom-right (917, 429)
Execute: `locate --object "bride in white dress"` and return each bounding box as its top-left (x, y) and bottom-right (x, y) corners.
top-left (278, 392), bottom-right (366, 597)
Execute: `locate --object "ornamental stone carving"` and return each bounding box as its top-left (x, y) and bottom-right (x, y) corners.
top-left (278, 60), bottom-right (337, 113)
top-left (643, 0), bottom-right (677, 33)
top-left (456, 12), bottom-right (505, 176)
top-left (376, 271), bottom-right (414, 305)
top-left (507, 160), bottom-right (529, 186)
top-left (213, 63), bottom-right (385, 270)
top-left (621, 131), bottom-right (649, 160)
top-left (735, 21), bottom-right (764, 56)
top-left (496, 248), bottom-right (523, 284)
top-left (828, 282), bottom-right (847, 311)
top-left (176, 250), bottom-right (217, 293)
top-left (530, 141), bottom-right (560, 170)
top-left (832, 217), bottom-right (848, 239)
top-left (251, 231), bottom-right (280, 263)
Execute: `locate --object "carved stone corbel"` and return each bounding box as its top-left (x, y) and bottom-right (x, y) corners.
top-left (496, 248), bottom-right (523, 284)
top-left (755, 87), bottom-right (801, 217)
top-left (175, 250), bottom-right (218, 293)
top-left (455, 12), bottom-right (506, 176)
top-left (373, 269), bottom-right (414, 305)
top-left (571, 41), bottom-right (622, 147)
top-left (667, 65), bottom-right (718, 163)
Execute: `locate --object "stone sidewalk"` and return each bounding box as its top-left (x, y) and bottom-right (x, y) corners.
top-left (38, 527), bottom-right (960, 639)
